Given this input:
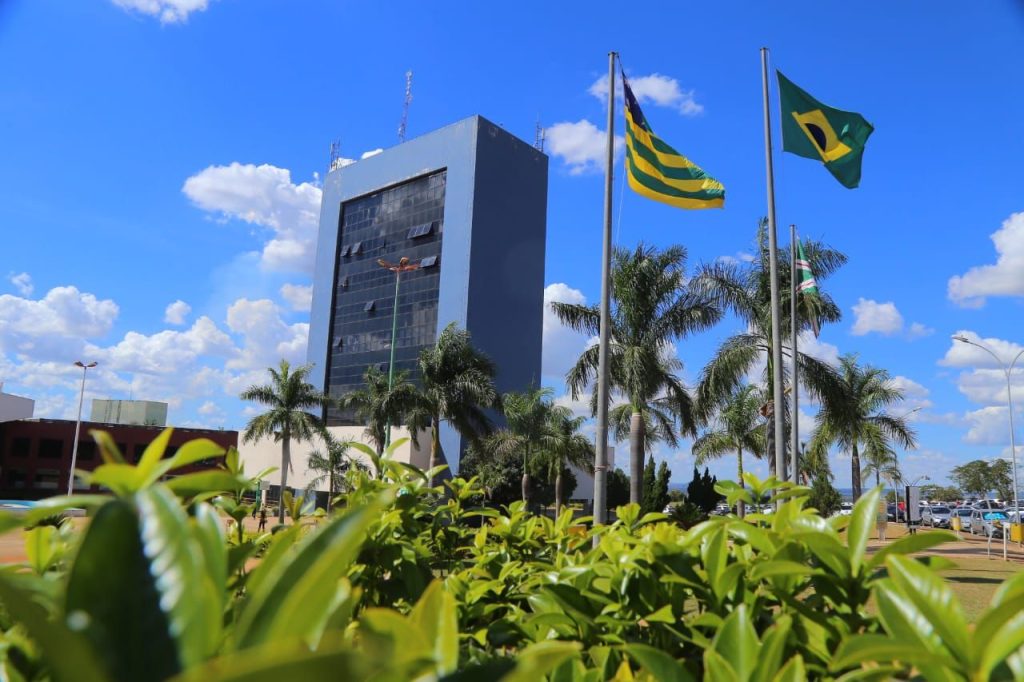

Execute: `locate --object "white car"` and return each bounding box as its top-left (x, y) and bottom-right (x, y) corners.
top-left (921, 506), bottom-right (952, 528)
top-left (836, 502), bottom-right (854, 517)
top-left (952, 508), bottom-right (973, 532)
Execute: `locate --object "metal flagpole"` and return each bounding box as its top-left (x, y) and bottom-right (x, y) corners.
top-left (593, 51), bottom-right (616, 527)
top-left (790, 224), bottom-right (799, 484)
top-left (760, 47), bottom-right (787, 503)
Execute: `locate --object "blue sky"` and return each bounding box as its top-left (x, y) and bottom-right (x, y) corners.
top-left (2, 0), bottom-right (1024, 486)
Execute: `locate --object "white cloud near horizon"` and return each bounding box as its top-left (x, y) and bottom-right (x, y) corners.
top-left (948, 211), bottom-right (1024, 307)
top-left (588, 73), bottom-right (704, 116)
top-left (163, 300), bottom-right (191, 325)
top-left (111, 0), bottom-right (212, 23)
top-left (542, 283), bottom-right (592, 380)
top-left (545, 120), bottom-right (625, 175)
top-left (9, 273), bottom-right (33, 297)
top-left (280, 283), bottom-right (313, 311)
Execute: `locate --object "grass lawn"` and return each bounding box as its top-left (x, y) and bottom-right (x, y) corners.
top-left (937, 556), bottom-right (1021, 622)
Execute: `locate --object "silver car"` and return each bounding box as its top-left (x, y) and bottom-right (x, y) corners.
top-left (952, 507), bottom-right (973, 532)
top-left (922, 505), bottom-right (952, 528)
top-left (970, 509), bottom-right (1010, 537)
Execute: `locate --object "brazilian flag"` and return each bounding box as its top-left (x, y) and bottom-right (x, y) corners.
top-left (777, 71), bottom-right (873, 189)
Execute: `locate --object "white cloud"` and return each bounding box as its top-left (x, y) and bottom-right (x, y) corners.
top-left (889, 375), bottom-right (934, 417)
top-left (948, 211), bottom-right (1024, 307)
top-left (717, 252), bottom-right (755, 266)
top-left (163, 300), bottom-right (191, 325)
top-left (907, 322), bottom-right (935, 340)
top-left (545, 120), bottom-right (624, 175)
top-left (0, 286), bottom-right (119, 342)
top-left (225, 298), bottom-right (309, 371)
top-left (280, 283), bottom-right (313, 312)
top-left (797, 331), bottom-right (840, 366)
top-left (8, 273), bottom-right (32, 296)
top-left (88, 317), bottom-right (236, 376)
top-left (542, 283), bottom-right (591, 380)
top-left (588, 73), bottom-right (704, 116)
top-left (111, 0), bottom-right (211, 24)
top-left (182, 162), bottom-right (323, 274)
top-left (940, 330), bottom-right (1024, 370)
top-left (851, 298), bottom-right (903, 336)
top-left (964, 406), bottom-right (1014, 445)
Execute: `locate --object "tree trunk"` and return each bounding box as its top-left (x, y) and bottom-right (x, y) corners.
top-left (630, 411), bottom-right (644, 505)
top-left (427, 420), bottom-right (440, 487)
top-left (737, 446), bottom-right (746, 519)
top-left (555, 467), bottom-right (563, 517)
top-left (279, 435), bottom-right (290, 524)
top-left (521, 446), bottom-right (530, 505)
top-left (851, 441), bottom-right (862, 501)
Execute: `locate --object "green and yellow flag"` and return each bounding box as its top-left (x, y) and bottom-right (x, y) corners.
top-left (622, 72), bottom-right (724, 209)
top-left (777, 71), bottom-right (873, 189)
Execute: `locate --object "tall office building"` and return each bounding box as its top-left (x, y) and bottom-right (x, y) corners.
top-left (308, 115), bottom-right (547, 472)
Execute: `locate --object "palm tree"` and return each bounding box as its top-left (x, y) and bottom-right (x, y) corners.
top-left (808, 354), bottom-right (916, 501)
top-left (695, 221), bottom-right (847, 472)
top-left (241, 360), bottom-right (328, 523)
top-left (306, 431), bottom-right (358, 503)
top-left (407, 323), bottom-right (499, 486)
top-left (538, 409), bottom-right (594, 516)
top-left (692, 384), bottom-right (766, 517)
top-left (487, 386), bottom-right (556, 504)
top-left (337, 365), bottom-right (419, 455)
top-left (552, 243), bottom-right (721, 505)
top-left (860, 440), bottom-right (902, 489)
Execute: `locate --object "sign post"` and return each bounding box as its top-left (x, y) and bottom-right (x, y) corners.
top-left (906, 486), bottom-right (921, 535)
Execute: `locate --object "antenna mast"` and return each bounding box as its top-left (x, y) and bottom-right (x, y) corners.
top-left (534, 116), bottom-right (545, 152)
top-left (328, 139), bottom-right (343, 172)
top-left (398, 70), bottom-right (413, 142)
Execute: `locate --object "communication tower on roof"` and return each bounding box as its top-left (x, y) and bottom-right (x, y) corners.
top-left (534, 117), bottom-right (545, 152)
top-left (328, 139), bottom-right (343, 172)
top-left (398, 70), bottom-right (413, 142)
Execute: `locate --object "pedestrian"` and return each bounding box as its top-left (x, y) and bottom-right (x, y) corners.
top-left (258, 507), bottom-right (267, 533)
top-left (252, 504), bottom-right (259, 520)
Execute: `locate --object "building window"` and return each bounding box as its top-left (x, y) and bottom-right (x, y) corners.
top-left (334, 337), bottom-right (344, 349)
top-left (341, 275), bottom-right (349, 287)
top-left (133, 444), bottom-right (147, 464)
top-left (34, 469), bottom-right (61, 491)
top-left (407, 222), bottom-right (435, 239)
top-left (76, 441), bottom-right (97, 461)
top-left (364, 300), bottom-right (376, 313)
top-left (9, 470), bottom-right (26, 489)
top-left (11, 437), bottom-right (30, 457)
top-left (340, 244), bottom-right (351, 257)
top-left (38, 439), bottom-right (63, 459)
top-left (420, 255), bottom-right (438, 268)
top-left (352, 241), bottom-right (363, 255)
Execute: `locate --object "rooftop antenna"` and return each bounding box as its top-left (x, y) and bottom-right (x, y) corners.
top-left (534, 116), bottom-right (545, 152)
top-left (398, 70), bottom-right (413, 142)
top-left (328, 139), bottom-right (342, 172)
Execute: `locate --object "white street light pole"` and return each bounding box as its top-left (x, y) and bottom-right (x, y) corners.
top-left (67, 360), bottom-right (97, 496)
top-left (952, 335), bottom-right (1022, 537)
top-left (893, 405), bottom-right (923, 517)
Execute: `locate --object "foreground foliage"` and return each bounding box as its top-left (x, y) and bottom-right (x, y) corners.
top-left (0, 430), bottom-right (1022, 681)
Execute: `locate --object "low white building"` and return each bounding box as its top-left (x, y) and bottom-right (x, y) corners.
top-left (90, 399), bottom-right (168, 427)
top-left (238, 424), bottom-right (433, 498)
top-left (0, 388), bottom-right (34, 423)
top-left (571, 446), bottom-right (615, 505)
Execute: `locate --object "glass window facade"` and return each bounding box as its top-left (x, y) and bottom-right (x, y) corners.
top-left (325, 170), bottom-right (446, 425)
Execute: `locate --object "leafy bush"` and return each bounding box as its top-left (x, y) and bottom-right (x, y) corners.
top-left (808, 474), bottom-right (843, 517)
top-left (0, 429), bottom-right (1022, 681)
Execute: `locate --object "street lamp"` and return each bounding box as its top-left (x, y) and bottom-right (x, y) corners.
top-left (952, 334), bottom-right (1023, 538)
top-left (377, 257), bottom-right (419, 448)
top-left (892, 405), bottom-right (923, 516)
top-left (67, 360), bottom-right (98, 495)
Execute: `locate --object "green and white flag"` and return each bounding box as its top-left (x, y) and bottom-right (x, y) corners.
top-left (796, 239), bottom-right (820, 337)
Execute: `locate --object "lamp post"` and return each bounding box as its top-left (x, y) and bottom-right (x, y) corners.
top-left (952, 334), bottom-right (1023, 541)
top-left (377, 257), bottom-right (419, 448)
top-left (67, 360), bottom-right (97, 495)
top-left (892, 405), bottom-right (923, 516)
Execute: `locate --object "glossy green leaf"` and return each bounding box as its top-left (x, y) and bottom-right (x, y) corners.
top-left (136, 485), bottom-right (222, 666)
top-left (621, 643), bottom-right (694, 682)
top-left (769, 656), bottom-right (804, 682)
top-left (832, 633), bottom-right (951, 676)
top-left (846, 487), bottom-right (880, 575)
top-left (169, 635), bottom-right (369, 682)
top-left (65, 497), bottom-right (181, 682)
top-left (0, 572), bottom-right (112, 682)
top-left (498, 641), bottom-right (581, 682)
top-left (409, 580), bottom-right (459, 675)
top-left (753, 615), bottom-right (791, 682)
top-left (24, 526), bottom-right (59, 574)
top-left (975, 595), bottom-right (1024, 680)
top-left (749, 560), bottom-right (815, 581)
top-left (90, 430), bottom-right (125, 464)
top-left (167, 439), bottom-right (226, 472)
top-left (233, 491), bottom-right (391, 650)
top-left (192, 502), bottom-right (227, 617)
top-left (135, 427), bottom-right (174, 484)
top-left (884, 555), bottom-right (968, 662)
top-left (710, 605), bottom-right (758, 682)
top-left (86, 464), bottom-right (143, 496)
top-left (164, 471), bottom-right (246, 497)
top-left (702, 649), bottom-right (739, 682)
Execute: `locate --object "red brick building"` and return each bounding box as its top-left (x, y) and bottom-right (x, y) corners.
top-left (0, 419), bottom-right (238, 498)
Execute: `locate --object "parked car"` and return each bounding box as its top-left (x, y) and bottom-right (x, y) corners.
top-left (921, 505), bottom-right (952, 528)
top-left (836, 502), bottom-right (854, 517)
top-left (952, 507), bottom-right (973, 532)
top-left (886, 504), bottom-right (907, 522)
top-left (970, 509), bottom-right (1010, 537)
top-left (973, 500), bottom-right (1004, 510)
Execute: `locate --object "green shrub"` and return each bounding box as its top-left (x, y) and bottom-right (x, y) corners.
top-left (0, 429), bottom-right (1020, 681)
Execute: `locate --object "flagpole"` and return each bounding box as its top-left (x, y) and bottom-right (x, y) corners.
top-left (761, 47), bottom-right (786, 502)
top-left (593, 50), bottom-right (616, 527)
top-left (790, 224), bottom-right (799, 484)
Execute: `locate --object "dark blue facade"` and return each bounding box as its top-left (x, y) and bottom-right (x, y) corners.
top-left (308, 116), bottom-right (547, 472)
